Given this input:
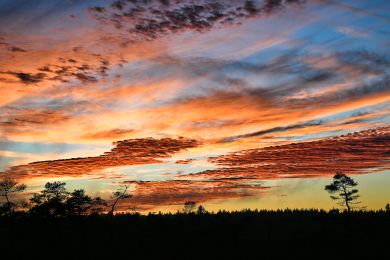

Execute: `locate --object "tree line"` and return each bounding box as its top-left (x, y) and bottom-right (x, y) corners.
top-left (0, 180), bottom-right (132, 217)
top-left (0, 179), bottom-right (207, 217)
top-left (0, 172), bottom-right (389, 217)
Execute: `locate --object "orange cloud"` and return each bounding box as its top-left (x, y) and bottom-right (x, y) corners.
top-left (1, 137), bottom-right (199, 180)
top-left (175, 159), bottom-right (195, 164)
top-left (82, 128), bottom-right (135, 140)
top-left (116, 179), bottom-right (269, 211)
top-left (190, 126), bottom-right (390, 180)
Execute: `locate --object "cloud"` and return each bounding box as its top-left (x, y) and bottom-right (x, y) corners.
top-left (88, 0), bottom-right (306, 41)
top-left (8, 46), bottom-right (27, 52)
top-left (1, 55), bottom-right (105, 86)
top-left (3, 46), bottom-right (388, 151)
top-left (132, 50), bottom-right (389, 140)
top-left (0, 109), bottom-right (70, 127)
top-left (1, 137), bottom-right (200, 179)
top-left (189, 126), bottom-right (390, 180)
top-left (116, 178), bottom-right (268, 210)
top-left (0, 71), bottom-right (47, 84)
top-left (175, 159), bottom-right (195, 164)
top-left (82, 128), bottom-right (135, 140)
top-left (72, 72), bottom-right (98, 83)
top-left (0, 100), bottom-right (91, 137)
top-left (337, 26), bottom-right (367, 38)
top-left (142, 49), bottom-right (389, 107)
top-left (34, 59), bottom-right (105, 84)
top-left (0, 37), bottom-right (28, 52)
top-left (221, 119), bottom-right (324, 142)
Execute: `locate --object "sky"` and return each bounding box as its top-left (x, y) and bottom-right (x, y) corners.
top-left (0, 0), bottom-right (390, 212)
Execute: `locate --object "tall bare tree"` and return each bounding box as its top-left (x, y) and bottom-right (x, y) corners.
top-left (110, 184), bottom-right (132, 216)
top-left (325, 172), bottom-right (360, 212)
top-left (0, 178), bottom-right (27, 216)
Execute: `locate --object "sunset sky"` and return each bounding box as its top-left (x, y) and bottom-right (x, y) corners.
top-left (1, 0), bottom-right (390, 212)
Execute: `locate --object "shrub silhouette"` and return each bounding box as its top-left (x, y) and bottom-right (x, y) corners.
top-left (30, 182), bottom-right (106, 217)
top-left (30, 181), bottom-right (68, 217)
top-left (196, 205), bottom-right (207, 214)
top-left (66, 189), bottom-right (106, 216)
top-left (183, 201), bottom-right (196, 213)
top-left (0, 178), bottom-right (27, 216)
top-left (386, 203), bottom-right (390, 212)
top-left (325, 172), bottom-right (361, 212)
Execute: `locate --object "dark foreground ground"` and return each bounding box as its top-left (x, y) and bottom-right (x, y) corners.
top-left (1, 209), bottom-right (390, 259)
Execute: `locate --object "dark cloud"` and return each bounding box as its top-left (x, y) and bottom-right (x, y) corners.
top-left (36, 58), bottom-right (106, 84)
top-left (1, 35), bottom-right (111, 85)
top-left (0, 107), bottom-right (72, 135)
top-left (0, 59), bottom-right (109, 84)
top-left (0, 96), bottom-right (99, 138)
top-left (72, 72), bottom-right (98, 83)
top-left (221, 119), bottom-right (323, 142)
top-left (3, 71), bottom-right (47, 84)
top-left (336, 50), bottom-right (390, 76)
top-left (286, 75), bottom-right (390, 108)
top-left (88, 0), bottom-right (306, 41)
top-left (8, 46), bottom-right (27, 52)
top-left (147, 49), bottom-right (389, 108)
top-left (262, 0), bottom-right (306, 14)
top-left (0, 36), bottom-right (27, 52)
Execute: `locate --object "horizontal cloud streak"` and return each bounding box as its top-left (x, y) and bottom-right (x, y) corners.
top-left (196, 126), bottom-right (390, 180)
top-left (116, 179), bottom-right (268, 210)
top-left (221, 119), bottom-right (324, 142)
top-left (1, 137), bottom-right (199, 179)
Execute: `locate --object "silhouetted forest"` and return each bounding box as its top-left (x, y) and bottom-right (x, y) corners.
top-left (1, 176), bottom-right (390, 259)
top-left (1, 209), bottom-right (390, 259)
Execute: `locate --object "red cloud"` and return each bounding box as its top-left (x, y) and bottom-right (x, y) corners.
top-left (2, 137), bottom-right (199, 179)
top-left (82, 128), bottom-right (135, 140)
top-left (191, 126), bottom-right (390, 180)
top-left (175, 159), bottom-right (195, 164)
top-left (116, 179), bottom-right (268, 211)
